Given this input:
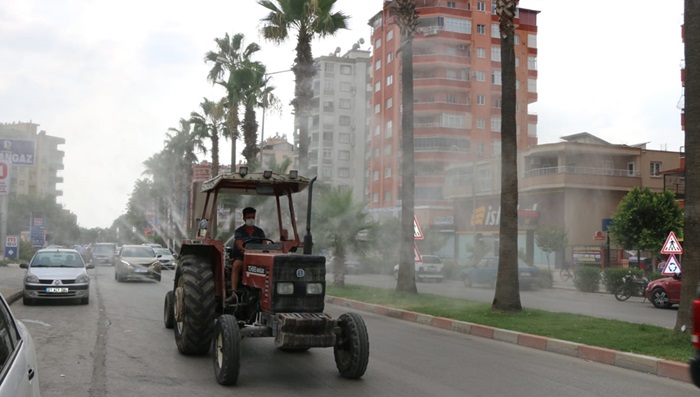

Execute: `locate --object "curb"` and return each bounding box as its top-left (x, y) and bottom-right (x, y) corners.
top-left (325, 295), bottom-right (691, 384)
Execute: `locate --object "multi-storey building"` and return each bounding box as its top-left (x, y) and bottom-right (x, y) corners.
top-left (445, 132), bottom-right (684, 266)
top-left (261, 133), bottom-right (294, 172)
top-left (0, 122), bottom-right (65, 198)
top-left (308, 48), bottom-right (371, 204)
top-left (367, 1), bottom-right (539, 224)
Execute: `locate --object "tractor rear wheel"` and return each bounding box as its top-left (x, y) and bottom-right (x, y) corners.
top-left (174, 255), bottom-right (216, 355)
top-left (334, 312), bottom-right (369, 379)
top-left (163, 290), bottom-right (175, 329)
top-left (212, 315), bottom-right (241, 386)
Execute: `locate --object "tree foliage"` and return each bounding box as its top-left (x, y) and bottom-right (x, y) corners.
top-left (535, 226), bottom-right (568, 271)
top-left (607, 187), bottom-right (683, 254)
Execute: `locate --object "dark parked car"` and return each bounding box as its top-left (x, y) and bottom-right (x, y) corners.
top-left (644, 275), bottom-right (681, 308)
top-left (21, 248), bottom-right (94, 305)
top-left (689, 286), bottom-right (700, 388)
top-left (0, 292), bottom-right (41, 396)
top-left (461, 256), bottom-right (540, 289)
top-left (92, 242), bottom-right (117, 266)
top-left (115, 245), bottom-right (162, 282)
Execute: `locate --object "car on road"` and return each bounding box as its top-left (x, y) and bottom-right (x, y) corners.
top-left (0, 292), bottom-right (41, 396)
top-left (92, 242), bottom-right (117, 266)
top-left (393, 255), bottom-right (444, 282)
top-left (153, 247), bottom-right (176, 270)
top-left (645, 275), bottom-right (682, 308)
top-left (461, 256), bottom-right (540, 289)
top-left (21, 248), bottom-right (93, 305)
top-left (690, 285), bottom-right (700, 388)
top-left (115, 244), bottom-right (162, 282)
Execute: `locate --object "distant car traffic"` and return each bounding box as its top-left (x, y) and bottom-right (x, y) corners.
top-left (92, 242), bottom-right (117, 266)
top-left (0, 292), bottom-right (41, 396)
top-left (21, 248), bottom-right (93, 305)
top-left (153, 247), bottom-right (176, 270)
top-left (393, 255), bottom-right (444, 282)
top-left (115, 245), bottom-right (162, 282)
top-left (461, 256), bottom-right (540, 289)
top-left (645, 275), bottom-right (682, 308)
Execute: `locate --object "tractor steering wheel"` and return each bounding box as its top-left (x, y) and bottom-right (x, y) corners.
top-left (242, 237), bottom-right (275, 247)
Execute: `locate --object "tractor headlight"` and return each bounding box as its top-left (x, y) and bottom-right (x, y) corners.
top-left (277, 282), bottom-right (294, 295)
top-left (306, 283), bottom-right (323, 295)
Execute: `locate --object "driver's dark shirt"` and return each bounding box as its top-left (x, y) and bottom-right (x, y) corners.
top-left (232, 224), bottom-right (266, 260)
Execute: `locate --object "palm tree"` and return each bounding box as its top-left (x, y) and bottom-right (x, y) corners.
top-left (391, 0), bottom-right (419, 294)
top-left (190, 98), bottom-right (228, 176)
top-left (312, 187), bottom-right (376, 287)
top-left (204, 33), bottom-right (261, 167)
top-left (238, 61), bottom-right (279, 167)
top-left (492, 0), bottom-right (522, 312)
top-left (258, 0), bottom-right (349, 173)
top-left (677, 0), bottom-right (699, 331)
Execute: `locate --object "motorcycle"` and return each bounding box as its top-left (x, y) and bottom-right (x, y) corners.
top-left (614, 272), bottom-right (649, 301)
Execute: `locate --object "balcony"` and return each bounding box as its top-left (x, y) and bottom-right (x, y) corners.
top-left (520, 166), bottom-right (641, 191)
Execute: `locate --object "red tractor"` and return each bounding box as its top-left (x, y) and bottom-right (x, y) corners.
top-left (163, 170), bottom-right (369, 385)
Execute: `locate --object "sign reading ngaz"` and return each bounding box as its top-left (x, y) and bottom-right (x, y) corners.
top-left (0, 138), bottom-right (35, 166)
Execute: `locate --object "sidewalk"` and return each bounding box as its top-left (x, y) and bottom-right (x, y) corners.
top-left (0, 262), bottom-right (28, 304)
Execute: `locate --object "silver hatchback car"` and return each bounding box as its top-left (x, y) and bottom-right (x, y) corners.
top-left (21, 248), bottom-right (94, 305)
top-left (0, 292), bottom-right (41, 396)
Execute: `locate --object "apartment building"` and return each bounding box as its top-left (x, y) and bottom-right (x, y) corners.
top-left (0, 122), bottom-right (65, 198)
top-left (261, 133), bottom-right (294, 173)
top-left (308, 48), bottom-right (371, 204)
top-left (444, 132), bottom-right (684, 265)
top-left (367, 0), bottom-right (539, 225)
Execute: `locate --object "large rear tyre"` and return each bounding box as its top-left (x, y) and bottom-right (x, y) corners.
top-left (213, 315), bottom-right (241, 386)
top-left (334, 312), bottom-right (369, 379)
top-left (174, 255), bottom-right (216, 355)
top-left (614, 286), bottom-right (631, 301)
top-left (164, 290), bottom-right (175, 329)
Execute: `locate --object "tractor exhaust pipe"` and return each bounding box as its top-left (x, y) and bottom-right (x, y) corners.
top-left (303, 177), bottom-right (316, 255)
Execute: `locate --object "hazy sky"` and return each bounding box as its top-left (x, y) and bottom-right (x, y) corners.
top-left (0, 0), bottom-right (685, 229)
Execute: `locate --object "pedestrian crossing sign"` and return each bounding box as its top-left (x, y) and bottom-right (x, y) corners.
top-left (661, 231), bottom-right (683, 255)
top-left (661, 254), bottom-right (682, 276)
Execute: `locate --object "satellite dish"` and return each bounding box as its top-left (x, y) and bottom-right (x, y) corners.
top-left (359, 38), bottom-right (365, 44)
top-left (335, 47), bottom-right (341, 54)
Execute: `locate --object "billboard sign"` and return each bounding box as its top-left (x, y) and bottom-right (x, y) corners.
top-left (0, 160), bottom-right (10, 195)
top-left (0, 138), bottom-right (35, 166)
top-left (4, 236), bottom-right (18, 259)
top-left (30, 214), bottom-right (46, 248)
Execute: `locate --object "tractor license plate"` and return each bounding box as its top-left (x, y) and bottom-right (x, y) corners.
top-left (46, 287), bottom-right (68, 293)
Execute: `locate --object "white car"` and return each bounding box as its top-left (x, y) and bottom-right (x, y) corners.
top-left (21, 248), bottom-right (93, 305)
top-left (393, 255), bottom-right (444, 282)
top-left (153, 247), bottom-right (176, 270)
top-left (0, 292), bottom-right (41, 396)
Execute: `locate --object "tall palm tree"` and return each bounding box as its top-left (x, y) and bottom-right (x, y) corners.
top-left (677, 0), bottom-right (699, 331)
top-left (238, 61), bottom-right (279, 167)
top-left (258, 0), bottom-right (349, 173)
top-left (312, 186), bottom-right (376, 288)
top-left (391, 0), bottom-right (419, 294)
top-left (204, 33), bottom-right (261, 167)
top-left (492, 0), bottom-right (522, 312)
top-left (190, 98), bottom-right (228, 176)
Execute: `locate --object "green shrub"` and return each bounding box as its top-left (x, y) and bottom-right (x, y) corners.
top-left (574, 266), bottom-right (601, 292)
top-left (602, 268), bottom-right (645, 293)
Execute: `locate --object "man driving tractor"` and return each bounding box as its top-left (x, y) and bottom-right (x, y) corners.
top-left (230, 207), bottom-right (266, 298)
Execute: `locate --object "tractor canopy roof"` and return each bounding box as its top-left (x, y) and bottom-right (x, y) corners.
top-left (200, 171), bottom-right (311, 196)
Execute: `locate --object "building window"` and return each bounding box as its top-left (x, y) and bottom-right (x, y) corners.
top-left (477, 143), bottom-right (485, 157)
top-left (386, 97), bottom-right (393, 109)
top-left (476, 94), bottom-right (486, 105)
top-left (340, 81), bottom-right (352, 92)
top-left (339, 115), bottom-right (351, 125)
top-left (446, 94), bottom-right (456, 103)
top-left (339, 133), bottom-right (351, 143)
top-left (650, 162), bottom-right (662, 177)
top-left (384, 191), bottom-right (391, 202)
top-left (375, 60), bottom-right (381, 70)
top-left (340, 65), bottom-right (352, 75)
top-left (324, 79), bottom-right (334, 93)
top-left (386, 30), bottom-right (394, 41)
top-left (528, 34), bottom-right (537, 48)
top-left (387, 52), bottom-right (393, 63)
top-left (491, 70), bottom-right (502, 85)
top-left (385, 120), bottom-right (393, 137)
top-left (477, 118), bottom-right (486, 129)
top-left (476, 47), bottom-right (486, 58)
top-left (491, 46), bottom-right (501, 62)
top-left (322, 167), bottom-right (332, 177)
top-left (375, 103), bottom-right (380, 114)
top-left (384, 144), bottom-right (391, 155)
top-left (386, 75), bottom-right (393, 86)
top-left (493, 97), bottom-right (502, 108)
top-left (475, 71), bottom-right (485, 82)
top-left (528, 78), bottom-right (537, 93)
top-left (374, 125), bottom-right (380, 136)
top-left (476, 24), bottom-right (486, 35)
top-left (338, 167), bottom-right (350, 178)
top-left (478, 169), bottom-right (491, 191)
top-left (375, 81), bottom-right (381, 92)
top-left (447, 1), bottom-right (456, 8)
top-left (384, 167), bottom-right (392, 178)
top-left (339, 150), bottom-right (350, 160)
top-left (375, 38), bottom-right (381, 48)
top-left (528, 56), bottom-right (538, 70)
top-left (627, 162), bottom-right (636, 176)
top-left (373, 148), bottom-right (379, 158)
top-left (339, 98), bottom-right (352, 109)
top-left (491, 23), bottom-right (500, 38)
top-left (323, 148), bottom-right (332, 159)
top-left (444, 17), bottom-right (471, 34)
top-left (324, 63), bottom-right (334, 73)
top-left (373, 170), bottom-right (379, 181)
top-left (490, 117), bottom-right (501, 132)
top-left (373, 192), bottom-right (379, 203)
top-left (477, 1), bottom-right (486, 11)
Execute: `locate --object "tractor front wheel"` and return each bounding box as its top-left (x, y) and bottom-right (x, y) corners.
top-left (334, 312), bottom-right (369, 379)
top-left (174, 255), bottom-right (216, 355)
top-left (213, 314), bottom-right (241, 386)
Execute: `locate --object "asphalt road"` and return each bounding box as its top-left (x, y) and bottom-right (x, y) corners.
top-left (342, 274), bottom-right (679, 329)
top-left (9, 266), bottom-right (696, 396)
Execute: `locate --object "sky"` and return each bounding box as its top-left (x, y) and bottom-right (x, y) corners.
top-left (0, 0), bottom-right (686, 229)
